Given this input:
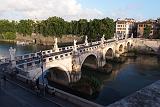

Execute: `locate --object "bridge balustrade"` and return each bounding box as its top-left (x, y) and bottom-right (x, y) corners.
top-left (16, 59), bottom-right (40, 67)
top-left (16, 52), bottom-right (39, 61)
top-left (65, 53), bottom-right (69, 56)
top-left (42, 51), bottom-right (73, 64)
top-left (60, 54), bottom-right (64, 58)
top-left (14, 42), bottom-right (101, 64)
top-left (59, 48), bottom-right (62, 51)
top-left (42, 49), bottom-right (53, 55)
top-left (49, 57), bottom-right (53, 62)
top-left (17, 67), bottom-right (30, 77)
top-left (0, 57), bottom-right (10, 63)
top-left (78, 45), bottom-right (99, 54)
top-left (0, 58), bottom-right (8, 64)
top-left (17, 60), bottom-right (41, 72)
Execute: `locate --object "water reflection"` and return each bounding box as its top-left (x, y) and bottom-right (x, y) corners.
top-left (95, 56), bottom-right (160, 106)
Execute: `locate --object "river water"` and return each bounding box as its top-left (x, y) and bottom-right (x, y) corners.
top-left (0, 42), bottom-right (52, 57)
top-left (0, 42), bottom-right (160, 106)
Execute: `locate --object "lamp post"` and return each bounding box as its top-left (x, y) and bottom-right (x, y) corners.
top-left (40, 50), bottom-right (45, 96)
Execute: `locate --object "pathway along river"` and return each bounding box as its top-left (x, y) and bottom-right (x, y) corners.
top-left (0, 42), bottom-right (160, 106)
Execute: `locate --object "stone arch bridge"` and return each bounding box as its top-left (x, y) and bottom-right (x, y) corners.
top-left (1, 35), bottom-right (160, 84)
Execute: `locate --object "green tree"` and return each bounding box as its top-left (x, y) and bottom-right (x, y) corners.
top-left (78, 19), bottom-right (88, 35)
top-left (0, 17), bottom-right (116, 40)
top-left (0, 20), bottom-right (16, 40)
top-left (17, 19), bottom-right (34, 36)
top-left (156, 28), bottom-right (160, 39)
top-left (3, 32), bottom-right (16, 40)
top-left (100, 18), bottom-right (115, 39)
top-left (143, 25), bottom-right (151, 38)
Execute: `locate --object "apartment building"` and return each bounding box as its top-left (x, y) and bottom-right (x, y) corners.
top-left (116, 18), bottom-right (136, 37)
top-left (137, 20), bottom-right (159, 38)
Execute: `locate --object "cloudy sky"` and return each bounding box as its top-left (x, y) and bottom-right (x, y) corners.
top-left (0, 0), bottom-right (159, 21)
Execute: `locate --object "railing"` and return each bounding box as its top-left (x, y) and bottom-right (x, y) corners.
top-left (16, 38), bottom-right (126, 63)
top-left (12, 37), bottom-right (136, 74)
top-left (16, 50), bottom-right (73, 71)
top-left (1, 37), bottom-right (132, 67)
top-left (0, 57), bottom-right (10, 64)
top-left (43, 51), bottom-right (73, 64)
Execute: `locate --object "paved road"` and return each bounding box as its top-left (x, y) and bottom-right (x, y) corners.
top-left (0, 79), bottom-right (60, 107)
top-left (0, 77), bottom-right (78, 107)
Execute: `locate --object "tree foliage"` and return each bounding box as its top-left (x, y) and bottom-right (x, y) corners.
top-left (17, 19), bottom-right (34, 36)
top-left (143, 25), bottom-right (151, 38)
top-left (4, 32), bottom-right (16, 40)
top-left (0, 16), bottom-right (115, 40)
top-left (0, 20), bottom-right (16, 40)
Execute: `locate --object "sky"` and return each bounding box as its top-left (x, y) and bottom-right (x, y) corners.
top-left (0, 0), bottom-right (159, 21)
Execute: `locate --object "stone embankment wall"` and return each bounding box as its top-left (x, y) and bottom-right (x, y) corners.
top-left (16, 33), bottom-right (82, 45)
top-left (107, 80), bottom-right (160, 107)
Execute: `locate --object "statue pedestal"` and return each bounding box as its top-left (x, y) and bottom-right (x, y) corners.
top-left (11, 60), bottom-right (16, 68)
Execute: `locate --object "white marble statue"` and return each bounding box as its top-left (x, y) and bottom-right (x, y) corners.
top-left (9, 47), bottom-right (16, 61)
top-left (54, 38), bottom-right (57, 45)
top-left (101, 34), bottom-right (105, 44)
top-left (85, 36), bottom-right (88, 46)
top-left (131, 33), bottom-right (133, 38)
top-left (73, 39), bottom-right (77, 52)
top-left (114, 33), bottom-right (116, 39)
top-left (54, 38), bottom-right (59, 52)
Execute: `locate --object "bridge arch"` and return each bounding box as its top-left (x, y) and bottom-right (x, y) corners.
top-left (105, 48), bottom-right (114, 59)
top-left (44, 64), bottom-right (71, 85)
top-left (131, 43), bottom-right (133, 49)
top-left (127, 42), bottom-right (131, 51)
top-left (119, 44), bottom-right (123, 52)
top-left (80, 53), bottom-right (98, 70)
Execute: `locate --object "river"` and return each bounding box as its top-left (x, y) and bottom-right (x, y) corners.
top-left (0, 42), bottom-right (160, 106)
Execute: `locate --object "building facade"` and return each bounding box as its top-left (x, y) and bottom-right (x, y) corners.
top-left (116, 18), bottom-right (136, 38)
top-left (137, 20), bottom-right (160, 38)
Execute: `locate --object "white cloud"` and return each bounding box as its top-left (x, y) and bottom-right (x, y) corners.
top-left (0, 0), bottom-right (103, 21)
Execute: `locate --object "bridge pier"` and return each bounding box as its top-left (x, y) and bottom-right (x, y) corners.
top-left (98, 59), bottom-right (106, 68)
top-left (70, 72), bottom-right (81, 83)
top-left (97, 50), bottom-right (106, 68)
top-left (71, 44), bottom-right (82, 82)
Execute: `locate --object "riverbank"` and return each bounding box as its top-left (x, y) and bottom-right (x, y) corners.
top-left (0, 39), bottom-right (16, 43)
top-left (0, 34), bottom-right (83, 46)
top-left (16, 34), bottom-right (83, 45)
